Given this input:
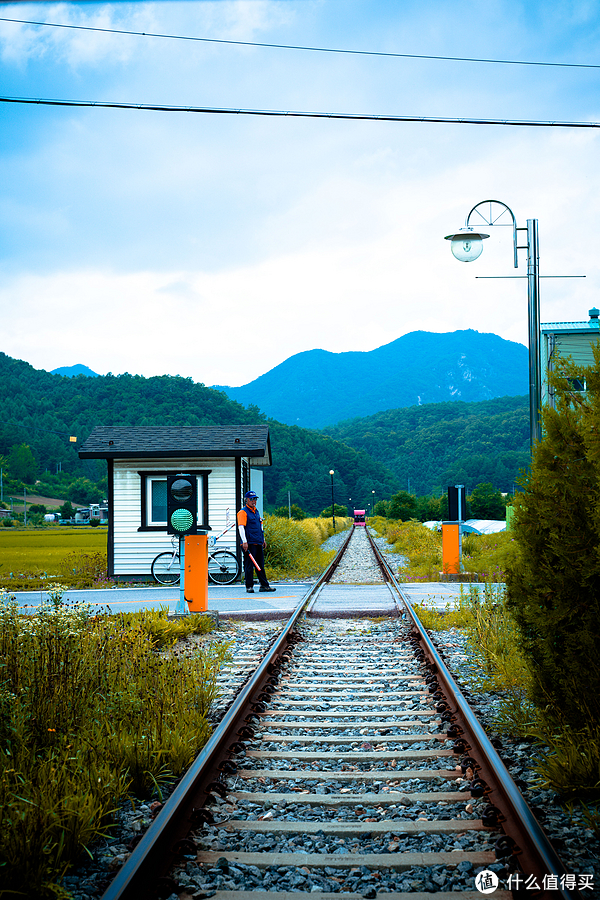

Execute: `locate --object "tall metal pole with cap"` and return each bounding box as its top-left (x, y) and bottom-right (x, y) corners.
top-left (329, 470), bottom-right (336, 531)
top-left (445, 200), bottom-right (541, 447)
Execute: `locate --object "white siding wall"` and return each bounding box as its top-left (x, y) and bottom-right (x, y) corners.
top-left (555, 334), bottom-right (598, 368)
top-left (113, 457), bottom-right (238, 576)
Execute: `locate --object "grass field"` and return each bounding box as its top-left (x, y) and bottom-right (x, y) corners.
top-left (0, 527), bottom-right (107, 576)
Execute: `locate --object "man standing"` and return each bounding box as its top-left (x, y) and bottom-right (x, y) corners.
top-left (237, 491), bottom-right (276, 594)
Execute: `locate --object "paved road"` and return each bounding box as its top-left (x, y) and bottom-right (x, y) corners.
top-left (10, 580), bottom-right (503, 617)
top-left (11, 582), bottom-right (311, 616)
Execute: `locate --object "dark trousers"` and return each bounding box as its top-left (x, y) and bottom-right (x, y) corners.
top-left (243, 543), bottom-right (269, 589)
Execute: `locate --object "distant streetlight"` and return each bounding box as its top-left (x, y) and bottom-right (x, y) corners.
top-left (371, 489), bottom-right (375, 513)
top-left (445, 199), bottom-right (541, 447)
top-left (329, 470), bottom-right (336, 531)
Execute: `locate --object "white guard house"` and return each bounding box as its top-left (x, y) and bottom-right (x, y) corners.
top-left (78, 426), bottom-right (272, 582)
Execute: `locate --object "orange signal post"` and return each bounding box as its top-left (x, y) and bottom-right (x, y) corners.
top-left (441, 523), bottom-right (460, 575)
top-left (184, 535), bottom-right (208, 612)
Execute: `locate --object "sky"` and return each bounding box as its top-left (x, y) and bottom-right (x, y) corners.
top-left (1, 0), bottom-right (600, 387)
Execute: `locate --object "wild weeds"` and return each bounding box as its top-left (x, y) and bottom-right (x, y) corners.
top-left (411, 594), bottom-right (474, 631)
top-left (0, 589), bottom-right (228, 898)
top-left (459, 583), bottom-right (537, 734)
top-left (370, 518), bottom-right (517, 582)
top-left (374, 519), bottom-right (442, 581)
top-left (263, 515), bottom-right (351, 579)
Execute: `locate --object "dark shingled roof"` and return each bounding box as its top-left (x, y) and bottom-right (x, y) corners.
top-left (78, 425), bottom-right (271, 464)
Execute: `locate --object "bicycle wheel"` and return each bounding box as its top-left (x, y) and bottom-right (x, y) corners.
top-left (151, 551), bottom-right (180, 585)
top-left (208, 550), bottom-right (240, 585)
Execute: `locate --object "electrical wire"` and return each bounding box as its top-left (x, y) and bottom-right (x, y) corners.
top-left (0, 16), bottom-right (599, 71)
top-left (1, 95), bottom-right (599, 128)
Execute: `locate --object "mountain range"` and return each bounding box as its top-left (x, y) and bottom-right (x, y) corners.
top-left (214, 330), bottom-right (528, 428)
top-left (50, 364), bottom-right (99, 378)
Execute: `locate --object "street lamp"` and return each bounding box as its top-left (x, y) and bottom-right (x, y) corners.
top-left (445, 199), bottom-right (541, 447)
top-left (329, 470), bottom-right (336, 531)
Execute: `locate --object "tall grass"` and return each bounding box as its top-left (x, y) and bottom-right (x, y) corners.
top-left (0, 592), bottom-right (229, 898)
top-left (370, 517), bottom-right (517, 582)
top-left (461, 531), bottom-right (519, 582)
top-left (460, 583), bottom-right (537, 733)
top-left (264, 515), bottom-right (351, 580)
top-left (387, 514), bottom-right (600, 800)
top-left (371, 518), bottom-right (442, 581)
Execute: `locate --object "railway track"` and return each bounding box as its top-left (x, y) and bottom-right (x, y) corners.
top-left (101, 526), bottom-right (580, 900)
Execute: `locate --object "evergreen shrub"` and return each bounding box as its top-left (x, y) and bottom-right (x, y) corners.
top-left (506, 349), bottom-right (600, 735)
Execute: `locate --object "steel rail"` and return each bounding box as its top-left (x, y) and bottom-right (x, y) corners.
top-left (100, 527), bottom-right (354, 900)
top-left (365, 527), bottom-right (581, 900)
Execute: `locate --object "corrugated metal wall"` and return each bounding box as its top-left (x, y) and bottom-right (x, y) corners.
top-left (113, 457), bottom-right (237, 576)
top-left (555, 334), bottom-right (598, 367)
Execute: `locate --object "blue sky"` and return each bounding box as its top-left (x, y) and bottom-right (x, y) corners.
top-left (1, 0), bottom-right (599, 386)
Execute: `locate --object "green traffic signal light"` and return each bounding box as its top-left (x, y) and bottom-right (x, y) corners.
top-left (166, 474), bottom-right (198, 536)
top-left (171, 508), bottom-right (194, 532)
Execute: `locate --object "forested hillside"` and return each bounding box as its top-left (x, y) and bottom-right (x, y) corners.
top-left (216, 330), bottom-right (528, 428)
top-left (0, 352), bottom-right (399, 514)
top-left (322, 395), bottom-right (530, 495)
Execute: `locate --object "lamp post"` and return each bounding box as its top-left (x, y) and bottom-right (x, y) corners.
top-left (445, 199), bottom-right (541, 447)
top-left (329, 470), bottom-right (336, 531)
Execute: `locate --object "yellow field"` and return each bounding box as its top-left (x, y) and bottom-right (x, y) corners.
top-left (0, 527), bottom-right (107, 574)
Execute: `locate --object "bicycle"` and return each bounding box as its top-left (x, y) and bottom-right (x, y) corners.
top-left (151, 534), bottom-right (240, 586)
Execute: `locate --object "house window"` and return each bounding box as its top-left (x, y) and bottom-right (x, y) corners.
top-left (148, 478), bottom-right (168, 526)
top-left (138, 470), bottom-right (210, 531)
top-left (568, 376), bottom-right (586, 392)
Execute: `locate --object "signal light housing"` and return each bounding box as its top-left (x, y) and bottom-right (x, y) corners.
top-left (167, 474), bottom-right (198, 536)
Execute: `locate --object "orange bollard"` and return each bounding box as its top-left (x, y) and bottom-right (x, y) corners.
top-left (184, 535), bottom-right (208, 612)
top-left (442, 523), bottom-right (460, 574)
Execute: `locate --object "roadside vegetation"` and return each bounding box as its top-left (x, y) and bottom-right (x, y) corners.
top-left (386, 353), bottom-right (600, 817)
top-left (264, 514), bottom-right (351, 580)
top-left (0, 590), bottom-right (228, 898)
top-left (370, 516), bottom-right (517, 582)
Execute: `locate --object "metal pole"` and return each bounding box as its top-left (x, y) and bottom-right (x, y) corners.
top-left (330, 472), bottom-right (336, 531)
top-left (24, 487), bottom-right (26, 526)
top-left (175, 536), bottom-right (189, 615)
top-left (288, 490), bottom-right (291, 519)
top-left (527, 219), bottom-right (542, 446)
top-left (456, 484), bottom-right (464, 572)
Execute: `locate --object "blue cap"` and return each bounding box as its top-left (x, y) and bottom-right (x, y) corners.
top-left (245, 491), bottom-right (258, 499)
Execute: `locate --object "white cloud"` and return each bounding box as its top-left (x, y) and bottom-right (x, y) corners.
top-left (1, 0), bottom-right (600, 391)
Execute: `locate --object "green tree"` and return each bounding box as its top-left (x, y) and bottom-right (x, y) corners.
top-left (59, 501), bottom-right (75, 520)
top-left (415, 495), bottom-right (442, 522)
top-left (388, 490), bottom-right (417, 521)
top-left (506, 350), bottom-right (600, 732)
top-left (320, 504), bottom-right (348, 518)
top-left (468, 483), bottom-right (505, 519)
top-left (28, 503), bottom-right (47, 514)
top-left (373, 499), bottom-right (389, 516)
top-left (273, 503), bottom-right (305, 520)
top-left (67, 477), bottom-right (103, 505)
top-left (8, 443), bottom-right (37, 484)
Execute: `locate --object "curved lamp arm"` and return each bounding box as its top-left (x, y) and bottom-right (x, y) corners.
top-left (465, 199), bottom-right (518, 268)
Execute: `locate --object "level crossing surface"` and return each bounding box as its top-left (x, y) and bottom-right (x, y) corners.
top-left (9, 581), bottom-right (501, 616)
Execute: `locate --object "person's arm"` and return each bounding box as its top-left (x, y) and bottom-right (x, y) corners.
top-left (237, 509), bottom-right (248, 551)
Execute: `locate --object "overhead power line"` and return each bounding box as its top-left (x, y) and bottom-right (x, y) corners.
top-left (1, 94), bottom-right (599, 128)
top-left (1, 16), bottom-right (599, 71)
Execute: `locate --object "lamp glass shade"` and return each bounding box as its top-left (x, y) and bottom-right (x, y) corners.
top-left (445, 227), bottom-right (489, 263)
